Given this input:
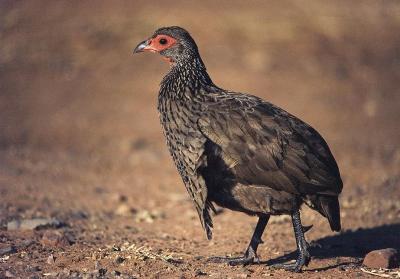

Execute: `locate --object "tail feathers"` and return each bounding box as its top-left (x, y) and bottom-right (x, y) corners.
top-left (319, 196), bottom-right (341, 232)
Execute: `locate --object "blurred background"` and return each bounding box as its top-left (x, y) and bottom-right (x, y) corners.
top-left (0, 1), bottom-right (399, 277)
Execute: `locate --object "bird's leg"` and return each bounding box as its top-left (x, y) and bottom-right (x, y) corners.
top-left (271, 210), bottom-right (311, 272)
top-left (208, 214), bottom-right (269, 266)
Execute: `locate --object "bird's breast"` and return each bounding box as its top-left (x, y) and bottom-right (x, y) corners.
top-left (157, 95), bottom-right (206, 174)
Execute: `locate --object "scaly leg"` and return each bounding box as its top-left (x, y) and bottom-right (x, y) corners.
top-left (271, 210), bottom-right (311, 272)
top-left (208, 214), bottom-right (270, 266)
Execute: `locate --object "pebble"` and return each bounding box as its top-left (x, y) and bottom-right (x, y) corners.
top-left (99, 268), bottom-right (107, 276)
top-left (195, 269), bottom-right (207, 276)
top-left (134, 209), bottom-right (165, 223)
top-left (7, 218), bottom-right (62, 230)
top-left (70, 271), bottom-right (80, 278)
top-left (40, 231), bottom-right (71, 247)
top-left (363, 248), bottom-right (399, 269)
top-left (111, 270), bottom-right (121, 277)
top-left (0, 245), bottom-right (16, 256)
top-left (5, 271), bottom-right (15, 278)
top-left (112, 193), bottom-right (128, 203)
top-left (115, 204), bottom-right (137, 217)
top-left (47, 254), bottom-right (55, 265)
top-left (26, 265), bottom-right (41, 272)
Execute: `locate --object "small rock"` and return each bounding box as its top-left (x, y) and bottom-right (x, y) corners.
top-left (134, 210), bottom-right (154, 223)
top-left (115, 204), bottom-right (137, 217)
top-left (40, 231), bottom-right (71, 247)
top-left (47, 254), bottom-right (55, 265)
top-left (70, 271), bottom-right (80, 278)
top-left (7, 218), bottom-right (62, 230)
top-left (112, 193), bottom-right (128, 203)
top-left (5, 271), bottom-right (14, 277)
top-left (0, 245), bottom-right (16, 256)
top-left (135, 209), bottom-right (165, 223)
top-left (363, 248), bottom-right (399, 269)
top-left (195, 269), bottom-right (207, 276)
top-left (111, 270), bottom-right (121, 276)
top-left (26, 265), bottom-right (41, 272)
top-left (99, 268), bottom-right (107, 276)
top-left (112, 246), bottom-right (121, 252)
top-left (115, 256), bottom-right (125, 264)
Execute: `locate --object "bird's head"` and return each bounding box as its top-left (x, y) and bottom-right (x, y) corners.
top-left (133, 26), bottom-right (199, 65)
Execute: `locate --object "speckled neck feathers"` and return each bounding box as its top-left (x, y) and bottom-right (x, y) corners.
top-left (159, 55), bottom-right (215, 100)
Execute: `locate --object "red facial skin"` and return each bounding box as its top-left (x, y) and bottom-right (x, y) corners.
top-left (142, 35), bottom-right (177, 65)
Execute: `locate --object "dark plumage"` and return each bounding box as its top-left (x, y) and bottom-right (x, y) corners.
top-left (133, 26), bottom-right (343, 272)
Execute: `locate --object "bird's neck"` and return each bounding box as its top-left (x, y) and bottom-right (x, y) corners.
top-left (160, 56), bottom-right (216, 99)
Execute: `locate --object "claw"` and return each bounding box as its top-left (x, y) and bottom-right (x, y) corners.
top-left (270, 252), bottom-right (310, 272)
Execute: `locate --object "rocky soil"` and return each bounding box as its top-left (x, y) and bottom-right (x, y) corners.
top-left (1, 1), bottom-right (399, 278)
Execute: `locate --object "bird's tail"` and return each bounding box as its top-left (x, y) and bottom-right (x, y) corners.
top-left (318, 196), bottom-right (341, 232)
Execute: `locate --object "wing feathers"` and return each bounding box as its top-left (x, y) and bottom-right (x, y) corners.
top-left (198, 96), bottom-right (342, 196)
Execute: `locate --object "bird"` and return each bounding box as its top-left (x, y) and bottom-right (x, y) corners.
top-left (133, 26), bottom-right (343, 272)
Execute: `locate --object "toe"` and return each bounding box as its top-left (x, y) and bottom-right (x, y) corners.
top-left (270, 262), bottom-right (302, 273)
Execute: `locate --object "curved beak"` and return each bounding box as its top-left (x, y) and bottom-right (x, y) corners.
top-left (133, 39), bottom-right (155, 54)
top-left (133, 40), bottom-right (149, 54)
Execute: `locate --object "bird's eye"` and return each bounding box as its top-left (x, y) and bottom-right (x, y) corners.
top-left (159, 38), bottom-right (168, 45)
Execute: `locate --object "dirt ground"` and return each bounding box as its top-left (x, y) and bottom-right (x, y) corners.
top-left (1, 1), bottom-right (400, 278)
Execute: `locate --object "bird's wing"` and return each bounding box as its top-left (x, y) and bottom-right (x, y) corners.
top-left (162, 123), bottom-right (215, 240)
top-left (198, 93), bottom-right (342, 196)
top-left (179, 143), bottom-right (215, 240)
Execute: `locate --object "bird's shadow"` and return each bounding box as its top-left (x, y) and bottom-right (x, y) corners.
top-left (262, 223), bottom-right (400, 271)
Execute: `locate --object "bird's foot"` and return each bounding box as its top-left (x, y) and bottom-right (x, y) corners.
top-left (270, 254), bottom-right (310, 273)
top-left (207, 253), bottom-right (258, 266)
